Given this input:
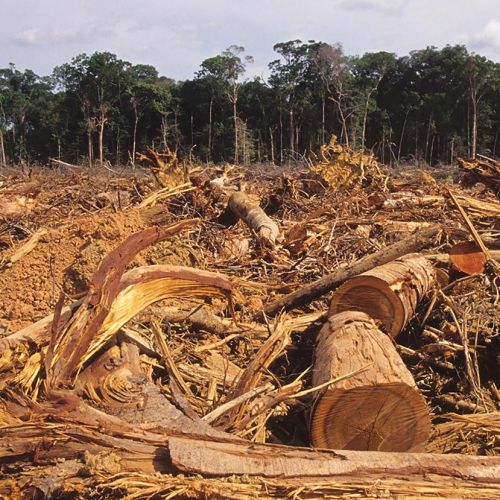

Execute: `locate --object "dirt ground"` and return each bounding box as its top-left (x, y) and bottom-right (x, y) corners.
top-left (0, 158), bottom-right (498, 498)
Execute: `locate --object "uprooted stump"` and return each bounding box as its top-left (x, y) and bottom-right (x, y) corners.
top-left (311, 311), bottom-right (431, 452)
top-left (329, 253), bottom-right (436, 337)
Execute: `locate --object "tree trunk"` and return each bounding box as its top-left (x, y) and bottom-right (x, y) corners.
top-left (269, 127), bottom-right (275, 164)
top-left (429, 133), bottom-right (435, 165)
top-left (361, 88), bottom-right (374, 152)
top-left (321, 92), bottom-right (325, 145)
top-left (228, 192), bottom-right (280, 248)
top-left (87, 128), bottom-right (93, 167)
top-left (264, 226), bottom-right (440, 316)
top-left (0, 127), bottom-right (6, 167)
top-left (132, 109), bottom-right (138, 166)
top-left (397, 109), bottom-right (409, 164)
top-left (424, 113), bottom-right (432, 164)
top-left (415, 120), bottom-right (418, 161)
top-left (98, 117), bottom-right (106, 166)
top-left (233, 87), bottom-right (238, 164)
top-left (471, 90), bottom-right (478, 160)
top-left (208, 95), bottom-right (213, 162)
top-left (289, 107), bottom-right (294, 162)
top-left (311, 311), bottom-right (431, 452)
top-left (329, 254), bottom-right (436, 337)
top-left (449, 241), bottom-right (488, 275)
top-left (115, 125), bottom-right (121, 163)
top-left (279, 109), bottom-right (283, 165)
top-left (161, 114), bottom-right (168, 149)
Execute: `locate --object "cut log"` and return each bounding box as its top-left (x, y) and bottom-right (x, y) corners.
top-left (228, 191), bottom-right (281, 248)
top-left (311, 311), bottom-right (431, 452)
top-left (329, 254), bottom-right (436, 337)
top-left (265, 226), bottom-right (440, 315)
top-left (449, 241), bottom-right (487, 274)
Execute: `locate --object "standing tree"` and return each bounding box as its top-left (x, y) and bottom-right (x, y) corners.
top-left (352, 52), bottom-right (396, 152)
top-left (465, 54), bottom-right (499, 159)
top-left (198, 46), bottom-right (252, 163)
top-left (54, 53), bottom-right (132, 166)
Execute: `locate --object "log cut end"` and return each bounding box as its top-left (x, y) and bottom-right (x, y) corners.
top-left (329, 276), bottom-right (404, 336)
top-left (311, 311), bottom-right (431, 452)
top-left (329, 254), bottom-right (436, 337)
top-left (311, 383), bottom-right (430, 452)
top-left (449, 241), bottom-right (486, 275)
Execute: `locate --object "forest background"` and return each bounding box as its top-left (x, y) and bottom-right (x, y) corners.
top-left (0, 41), bottom-right (498, 167)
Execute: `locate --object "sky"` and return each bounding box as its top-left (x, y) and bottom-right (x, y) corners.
top-left (1, 0), bottom-right (499, 80)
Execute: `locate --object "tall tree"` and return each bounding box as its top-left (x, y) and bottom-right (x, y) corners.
top-left (54, 52), bottom-right (132, 165)
top-left (465, 54), bottom-right (499, 159)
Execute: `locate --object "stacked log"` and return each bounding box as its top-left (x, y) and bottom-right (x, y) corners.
top-left (311, 311), bottom-right (431, 452)
top-left (329, 254), bottom-right (436, 337)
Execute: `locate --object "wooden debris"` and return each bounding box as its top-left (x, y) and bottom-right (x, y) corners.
top-left (136, 146), bottom-right (185, 188)
top-left (1, 160), bottom-right (499, 499)
top-left (265, 225), bottom-right (440, 315)
top-left (449, 241), bottom-right (488, 274)
top-left (311, 311), bottom-right (431, 452)
top-left (329, 254), bottom-right (436, 336)
top-left (228, 191), bottom-right (281, 248)
top-left (311, 134), bottom-right (386, 189)
top-left (458, 156), bottom-right (500, 191)
top-left (1, 228), bottom-right (47, 270)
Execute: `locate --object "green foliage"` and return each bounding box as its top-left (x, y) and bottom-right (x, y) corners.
top-left (0, 43), bottom-right (498, 166)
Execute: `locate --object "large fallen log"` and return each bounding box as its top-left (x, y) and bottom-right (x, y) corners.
top-left (329, 254), bottom-right (436, 337)
top-left (310, 311), bottom-right (431, 452)
top-left (228, 191), bottom-right (281, 248)
top-left (265, 225), bottom-right (440, 315)
top-left (1, 418), bottom-right (498, 484)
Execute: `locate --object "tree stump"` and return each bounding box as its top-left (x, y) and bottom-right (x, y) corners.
top-left (329, 253), bottom-right (436, 337)
top-left (311, 311), bottom-right (431, 452)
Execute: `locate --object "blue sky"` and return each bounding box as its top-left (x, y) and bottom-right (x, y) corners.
top-left (1, 0), bottom-right (499, 80)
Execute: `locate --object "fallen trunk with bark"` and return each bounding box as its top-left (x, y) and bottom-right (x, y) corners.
top-left (265, 226), bottom-right (440, 316)
top-left (329, 253), bottom-right (436, 337)
top-left (311, 311), bottom-right (431, 452)
top-left (228, 191), bottom-right (281, 248)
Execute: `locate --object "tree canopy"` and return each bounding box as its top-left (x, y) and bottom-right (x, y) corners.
top-left (0, 42), bottom-right (498, 167)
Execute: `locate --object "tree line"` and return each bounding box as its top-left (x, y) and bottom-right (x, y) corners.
top-left (0, 41), bottom-right (498, 167)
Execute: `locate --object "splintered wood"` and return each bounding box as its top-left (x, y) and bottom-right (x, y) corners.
top-left (0, 152), bottom-right (499, 498)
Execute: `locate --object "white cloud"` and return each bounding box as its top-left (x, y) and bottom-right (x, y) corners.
top-left (469, 19), bottom-right (500, 51)
top-left (337, 0), bottom-right (408, 14)
top-left (2, 0), bottom-right (499, 78)
top-left (14, 28), bottom-right (76, 46)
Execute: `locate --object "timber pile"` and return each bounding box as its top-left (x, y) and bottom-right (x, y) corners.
top-left (0, 151), bottom-right (499, 498)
